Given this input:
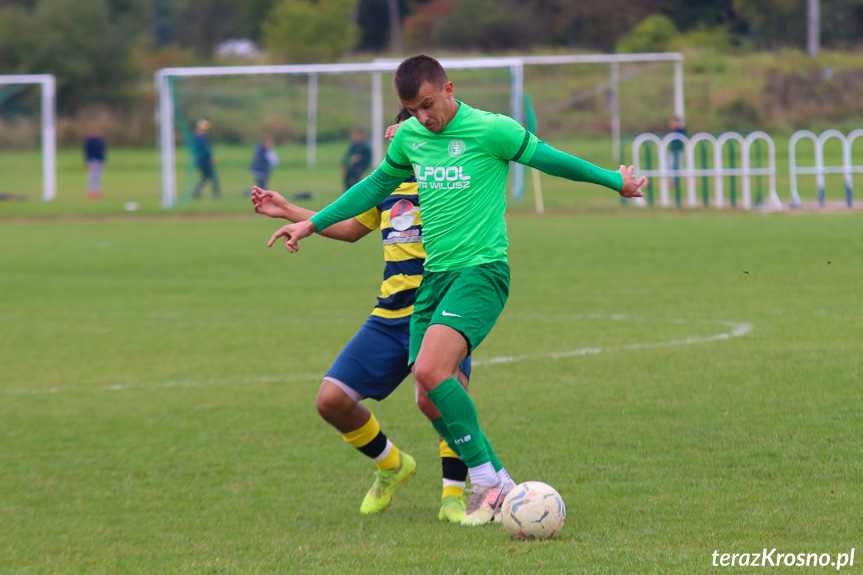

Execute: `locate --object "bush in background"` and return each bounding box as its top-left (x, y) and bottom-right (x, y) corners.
top-left (616, 14), bottom-right (678, 53)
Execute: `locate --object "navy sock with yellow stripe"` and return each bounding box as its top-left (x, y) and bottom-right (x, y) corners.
top-left (342, 413), bottom-right (400, 470)
top-left (439, 440), bottom-right (467, 499)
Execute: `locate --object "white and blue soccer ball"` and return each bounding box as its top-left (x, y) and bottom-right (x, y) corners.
top-left (500, 481), bottom-right (566, 540)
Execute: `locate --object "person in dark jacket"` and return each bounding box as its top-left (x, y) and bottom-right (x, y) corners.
top-left (192, 119), bottom-right (221, 199)
top-left (250, 136), bottom-right (279, 189)
top-left (341, 128), bottom-right (372, 191)
top-left (83, 126), bottom-right (106, 199)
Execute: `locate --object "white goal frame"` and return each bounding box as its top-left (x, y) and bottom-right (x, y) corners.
top-left (155, 53), bottom-right (684, 209)
top-left (155, 58), bottom-right (524, 208)
top-left (0, 74), bottom-right (56, 201)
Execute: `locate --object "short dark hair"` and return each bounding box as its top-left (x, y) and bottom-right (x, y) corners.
top-left (395, 107), bottom-right (412, 123)
top-left (393, 55), bottom-right (448, 100)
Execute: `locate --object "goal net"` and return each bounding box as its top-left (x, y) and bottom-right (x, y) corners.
top-left (0, 75), bottom-right (56, 202)
top-left (156, 54), bottom-right (683, 211)
top-left (155, 59), bottom-right (522, 208)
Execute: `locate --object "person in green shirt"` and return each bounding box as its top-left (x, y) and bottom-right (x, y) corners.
top-left (267, 55), bottom-right (646, 527)
top-left (341, 128), bottom-right (372, 190)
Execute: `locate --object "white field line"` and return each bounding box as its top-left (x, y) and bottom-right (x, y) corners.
top-left (3, 316), bottom-right (752, 395)
top-left (2, 373), bottom-right (323, 396)
top-left (473, 318), bottom-right (753, 366)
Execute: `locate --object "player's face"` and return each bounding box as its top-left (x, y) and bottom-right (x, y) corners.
top-left (400, 80), bottom-right (456, 134)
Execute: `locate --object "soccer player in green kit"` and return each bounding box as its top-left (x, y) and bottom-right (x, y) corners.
top-left (268, 55), bottom-right (646, 526)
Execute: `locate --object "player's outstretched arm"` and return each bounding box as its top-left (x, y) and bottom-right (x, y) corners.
top-left (267, 220), bottom-right (316, 253)
top-left (524, 141), bottom-right (646, 197)
top-left (252, 186), bottom-right (291, 219)
top-left (252, 187), bottom-right (371, 242)
top-left (617, 165), bottom-right (647, 198)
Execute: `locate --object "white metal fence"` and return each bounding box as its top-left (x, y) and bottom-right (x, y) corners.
top-left (631, 131), bottom-right (781, 210)
top-left (788, 129), bottom-right (863, 208)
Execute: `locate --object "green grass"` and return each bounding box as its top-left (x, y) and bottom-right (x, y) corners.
top-left (1, 203), bottom-right (861, 573)
top-left (0, 134), bottom-right (858, 220)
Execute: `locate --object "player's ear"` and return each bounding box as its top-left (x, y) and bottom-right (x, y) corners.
top-left (443, 81), bottom-right (454, 97)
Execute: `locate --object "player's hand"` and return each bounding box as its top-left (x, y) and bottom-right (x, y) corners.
top-left (617, 165), bottom-right (646, 198)
top-left (385, 121), bottom-right (404, 142)
top-left (267, 220), bottom-right (317, 253)
top-left (252, 186), bottom-right (290, 218)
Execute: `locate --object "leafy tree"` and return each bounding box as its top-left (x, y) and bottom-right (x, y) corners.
top-left (170, 0), bottom-right (251, 57)
top-left (0, 0), bottom-right (40, 8)
top-left (732, 0), bottom-right (804, 48)
top-left (822, 0), bottom-right (863, 49)
top-left (733, 0), bottom-right (863, 50)
top-left (401, 0), bottom-right (452, 50)
top-left (0, 0), bottom-right (145, 112)
top-left (616, 14), bottom-right (678, 53)
top-left (262, 0), bottom-right (358, 63)
top-left (0, 5), bottom-right (35, 73)
top-left (243, 0), bottom-right (280, 42)
top-left (433, 0), bottom-right (541, 51)
top-left (150, 0), bottom-right (175, 46)
top-left (356, 0), bottom-right (410, 52)
top-left (403, 0), bottom-right (541, 51)
top-left (657, 0), bottom-right (738, 32)
top-left (669, 24), bottom-right (734, 53)
top-left (524, 0), bottom-right (661, 50)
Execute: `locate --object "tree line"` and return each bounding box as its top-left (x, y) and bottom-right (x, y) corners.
top-left (0, 0), bottom-right (861, 141)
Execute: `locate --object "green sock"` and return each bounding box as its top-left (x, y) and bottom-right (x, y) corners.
top-left (431, 417), bottom-right (461, 457)
top-left (482, 431), bottom-right (503, 473)
top-left (426, 377), bottom-right (490, 468)
top-left (433, 418), bottom-right (502, 472)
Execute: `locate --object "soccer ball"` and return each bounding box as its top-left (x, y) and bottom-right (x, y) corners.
top-left (500, 481), bottom-right (566, 540)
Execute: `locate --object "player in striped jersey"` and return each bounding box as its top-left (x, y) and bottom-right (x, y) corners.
top-left (253, 111), bottom-right (512, 521)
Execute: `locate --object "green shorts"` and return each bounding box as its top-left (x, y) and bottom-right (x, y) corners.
top-left (409, 261), bottom-right (510, 366)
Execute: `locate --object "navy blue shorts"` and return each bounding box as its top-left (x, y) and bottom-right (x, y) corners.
top-left (326, 315), bottom-right (472, 401)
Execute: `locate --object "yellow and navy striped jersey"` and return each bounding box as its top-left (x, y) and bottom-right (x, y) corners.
top-left (355, 178), bottom-right (424, 319)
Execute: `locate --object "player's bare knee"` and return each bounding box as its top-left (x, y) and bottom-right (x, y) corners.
top-left (315, 394), bottom-right (339, 423)
top-left (415, 392), bottom-right (441, 421)
top-left (316, 380), bottom-right (355, 423)
top-left (455, 369), bottom-right (469, 390)
top-left (412, 360), bottom-right (446, 392)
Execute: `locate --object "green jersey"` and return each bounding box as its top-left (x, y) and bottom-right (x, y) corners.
top-left (309, 102), bottom-right (623, 272)
top-left (381, 101), bottom-right (539, 272)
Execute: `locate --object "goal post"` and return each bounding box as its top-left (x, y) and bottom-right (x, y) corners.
top-left (0, 74), bottom-right (56, 201)
top-left (155, 58), bottom-right (524, 209)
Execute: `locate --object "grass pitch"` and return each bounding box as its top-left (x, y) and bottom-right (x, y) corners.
top-left (0, 132), bottom-right (857, 219)
top-left (1, 203), bottom-right (861, 574)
